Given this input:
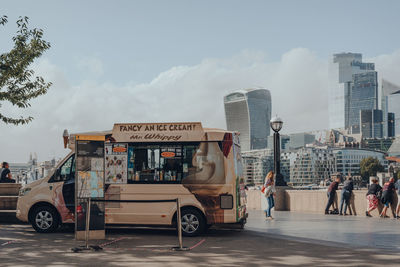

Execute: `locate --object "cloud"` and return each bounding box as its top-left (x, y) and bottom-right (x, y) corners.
top-left (77, 57), bottom-right (104, 76)
top-left (0, 48), bottom-right (342, 162)
top-left (369, 50), bottom-right (400, 86)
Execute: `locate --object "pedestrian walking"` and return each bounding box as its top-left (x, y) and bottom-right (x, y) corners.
top-left (339, 177), bottom-right (354, 215)
top-left (380, 177), bottom-right (396, 218)
top-left (0, 162), bottom-right (16, 183)
top-left (366, 178), bottom-right (382, 217)
top-left (263, 171), bottom-right (276, 220)
top-left (325, 177), bottom-right (340, 215)
top-left (394, 179), bottom-right (400, 219)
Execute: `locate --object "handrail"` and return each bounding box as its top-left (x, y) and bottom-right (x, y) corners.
top-left (75, 197), bottom-right (188, 251)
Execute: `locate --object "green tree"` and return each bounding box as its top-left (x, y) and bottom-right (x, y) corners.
top-left (0, 15), bottom-right (51, 125)
top-left (360, 157), bottom-right (384, 182)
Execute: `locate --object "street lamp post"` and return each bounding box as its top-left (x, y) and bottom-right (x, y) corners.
top-left (270, 116), bottom-right (286, 186)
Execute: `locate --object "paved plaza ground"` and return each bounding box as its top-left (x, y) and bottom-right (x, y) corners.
top-left (1, 211), bottom-right (400, 266)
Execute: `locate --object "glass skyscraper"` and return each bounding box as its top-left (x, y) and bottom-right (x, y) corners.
top-left (224, 88), bottom-right (271, 151)
top-left (329, 53), bottom-right (378, 133)
top-left (381, 79), bottom-right (400, 137)
top-left (360, 109), bottom-right (383, 138)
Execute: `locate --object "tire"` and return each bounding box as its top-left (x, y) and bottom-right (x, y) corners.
top-left (30, 206), bottom-right (60, 233)
top-left (180, 208), bottom-right (205, 237)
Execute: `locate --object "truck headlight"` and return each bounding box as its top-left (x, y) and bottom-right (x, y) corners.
top-left (19, 187), bottom-right (31, 196)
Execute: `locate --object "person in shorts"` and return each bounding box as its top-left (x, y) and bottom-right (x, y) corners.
top-left (366, 178), bottom-right (382, 217)
top-left (325, 177), bottom-right (340, 215)
top-left (380, 177), bottom-right (396, 218)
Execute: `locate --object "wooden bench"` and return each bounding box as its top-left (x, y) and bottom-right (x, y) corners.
top-left (0, 183), bottom-right (21, 196)
top-left (0, 183), bottom-right (22, 223)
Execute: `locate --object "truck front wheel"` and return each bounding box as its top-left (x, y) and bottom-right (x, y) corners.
top-left (30, 205), bottom-right (60, 233)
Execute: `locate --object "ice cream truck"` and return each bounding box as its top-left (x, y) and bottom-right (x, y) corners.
top-left (16, 122), bottom-right (247, 236)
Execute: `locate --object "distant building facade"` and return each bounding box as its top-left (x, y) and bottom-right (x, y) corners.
top-left (5, 154), bottom-right (57, 184)
top-left (241, 149), bottom-right (273, 185)
top-left (388, 112), bottom-right (395, 137)
top-left (362, 137), bottom-right (394, 153)
top-left (224, 88), bottom-right (271, 151)
top-left (381, 79), bottom-right (400, 137)
top-left (333, 148), bottom-right (387, 177)
top-left (285, 146), bottom-right (336, 186)
top-left (388, 136), bottom-right (400, 157)
top-left (288, 133), bottom-right (315, 150)
top-left (267, 134), bottom-right (290, 151)
top-left (360, 109), bottom-right (383, 138)
top-left (329, 53), bottom-right (378, 133)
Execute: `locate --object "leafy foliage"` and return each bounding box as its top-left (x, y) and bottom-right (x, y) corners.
top-left (360, 157), bottom-right (384, 182)
top-left (0, 15), bottom-right (51, 125)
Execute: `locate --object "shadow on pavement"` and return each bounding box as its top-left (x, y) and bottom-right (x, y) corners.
top-left (1, 223), bottom-right (399, 266)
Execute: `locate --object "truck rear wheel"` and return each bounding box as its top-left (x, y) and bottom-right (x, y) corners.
top-left (180, 208), bottom-right (205, 237)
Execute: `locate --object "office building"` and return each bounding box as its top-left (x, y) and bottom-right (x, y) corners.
top-left (333, 148), bottom-right (387, 177)
top-left (388, 113), bottom-right (395, 137)
top-left (224, 88), bottom-right (271, 151)
top-left (329, 53), bottom-right (378, 133)
top-left (381, 79), bottom-right (400, 137)
top-left (288, 133), bottom-right (315, 150)
top-left (360, 109), bottom-right (383, 138)
top-left (267, 134), bottom-right (290, 151)
top-left (362, 137), bottom-right (394, 153)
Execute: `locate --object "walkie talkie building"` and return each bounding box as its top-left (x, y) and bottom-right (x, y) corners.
top-left (224, 88), bottom-right (272, 151)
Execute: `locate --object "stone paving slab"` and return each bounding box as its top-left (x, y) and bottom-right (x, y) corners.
top-left (246, 210), bottom-right (400, 251)
top-left (1, 221), bottom-right (400, 266)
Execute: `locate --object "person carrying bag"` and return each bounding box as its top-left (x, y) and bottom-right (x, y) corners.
top-left (263, 171), bottom-right (276, 220)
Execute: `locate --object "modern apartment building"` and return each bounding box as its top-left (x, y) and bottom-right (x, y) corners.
top-left (241, 149), bottom-right (274, 185)
top-left (286, 146), bottom-right (336, 186)
top-left (224, 88), bottom-right (271, 151)
top-left (329, 53), bottom-right (378, 133)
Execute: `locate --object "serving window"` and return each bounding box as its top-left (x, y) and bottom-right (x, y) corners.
top-left (127, 143), bottom-right (200, 183)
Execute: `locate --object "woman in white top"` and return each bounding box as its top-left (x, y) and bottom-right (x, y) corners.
top-left (263, 171), bottom-right (276, 219)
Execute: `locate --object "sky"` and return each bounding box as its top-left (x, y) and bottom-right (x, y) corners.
top-left (1, 0), bottom-right (400, 162)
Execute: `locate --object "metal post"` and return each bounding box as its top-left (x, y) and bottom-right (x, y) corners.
top-left (273, 132), bottom-right (280, 176)
top-left (274, 132), bottom-right (286, 186)
top-left (176, 198), bottom-right (183, 249)
top-left (172, 198), bottom-right (189, 251)
top-left (85, 198), bottom-right (91, 249)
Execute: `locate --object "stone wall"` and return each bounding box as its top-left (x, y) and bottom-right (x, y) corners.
top-left (246, 188), bottom-right (398, 217)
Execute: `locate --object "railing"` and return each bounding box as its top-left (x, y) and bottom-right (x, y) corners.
top-left (72, 197), bottom-right (188, 252)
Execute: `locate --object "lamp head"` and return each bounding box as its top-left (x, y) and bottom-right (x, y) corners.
top-left (270, 116), bottom-right (283, 132)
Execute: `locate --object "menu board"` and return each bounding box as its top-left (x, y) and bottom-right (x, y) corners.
top-left (75, 138), bottom-right (105, 240)
top-left (77, 171), bottom-right (104, 198)
top-left (76, 141), bottom-right (105, 198)
top-left (105, 143), bottom-right (128, 184)
top-left (77, 140), bottom-right (104, 157)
